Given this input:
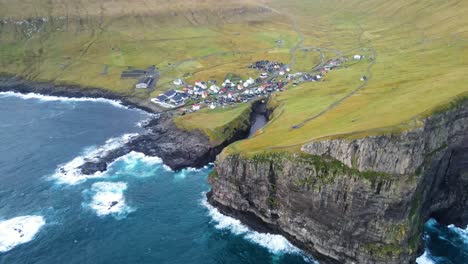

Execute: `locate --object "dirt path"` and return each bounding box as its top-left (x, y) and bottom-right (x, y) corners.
top-left (291, 47), bottom-right (376, 129)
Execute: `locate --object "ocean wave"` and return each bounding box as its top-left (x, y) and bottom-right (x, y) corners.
top-left (448, 224), bottom-right (468, 245)
top-left (173, 165), bottom-right (213, 180)
top-left (83, 182), bottom-right (134, 219)
top-left (50, 134), bottom-right (138, 185)
top-left (111, 151), bottom-right (163, 178)
top-left (0, 91), bottom-right (127, 109)
top-left (200, 196), bottom-right (309, 258)
top-left (0, 215), bottom-right (45, 253)
top-left (416, 251), bottom-right (435, 264)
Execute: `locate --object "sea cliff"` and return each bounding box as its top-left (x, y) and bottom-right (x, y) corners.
top-left (208, 100), bottom-right (468, 263)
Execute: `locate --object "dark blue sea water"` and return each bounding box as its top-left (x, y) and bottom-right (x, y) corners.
top-left (0, 92), bottom-right (466, 264)
top-left (0, 92), bottom-right (312, 264)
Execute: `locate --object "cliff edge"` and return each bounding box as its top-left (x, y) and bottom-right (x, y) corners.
top-left (208, 100), bottom-right (468, 263)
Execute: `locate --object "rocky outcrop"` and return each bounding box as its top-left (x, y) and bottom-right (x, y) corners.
top-left (80, 111), bottom-right (252, 172)
top-left (209, 100), bottom-right (468, 263)
top-left (79, 101), bottom-right (267, 173)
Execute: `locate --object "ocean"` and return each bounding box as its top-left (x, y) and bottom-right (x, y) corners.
top-left (0, 92), bottom-right (466, 264)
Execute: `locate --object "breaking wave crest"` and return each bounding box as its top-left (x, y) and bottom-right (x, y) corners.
top-left (0, 91), bottom-right (127, 109)
top-left (83, 182), bottom-right (134, 219)
top-left (0, 215), bottom-right (45, 253)
top-left (200, 196), bottom-right (309, 257)
top-left (174, 165), bottom-right (212, 180)
top-left (51, 134), bottom-right (138, 185)
top-left (447, 224), bottom-right (468, 245)
top-left (416, 251), bottom-right (435, 264)
top-left (111, 151), bottom-right (163, 178)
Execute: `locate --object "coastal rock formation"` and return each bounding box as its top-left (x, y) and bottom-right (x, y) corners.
top-left (208, 100), bottom-right (468, 263)
top-left (0, 76), bottom-right (159, 112)
top-left (79, 100), bottom-right (270, 173)
top-left (79, 110), bottom-right (252, 173)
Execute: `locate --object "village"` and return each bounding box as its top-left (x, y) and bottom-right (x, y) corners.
top-left (122, 54), bottom-right (364, 114)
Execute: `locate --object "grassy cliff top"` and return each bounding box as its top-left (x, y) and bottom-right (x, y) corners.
top-left (173, 103), bottom-right (251, 144)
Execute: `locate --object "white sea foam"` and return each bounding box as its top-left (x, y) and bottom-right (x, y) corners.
top-left (51, 134), bottom-right (138, 185)
top-left (201, 196), bottom-right (303, 256)
top-left (448, 224), bottom-right (468, 244)
top-left (83, 182), bottom-right (134, 219)
top-left (0, 215), bottom-right (45, 253)
top-left (112, 151), bottom-right (163, 178)
top-left (0, 91), bottom-right (127, 109)
top-left (416, 251), bottom-right (435, 264)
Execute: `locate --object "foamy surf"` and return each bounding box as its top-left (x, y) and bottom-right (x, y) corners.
top-left (51, 134), bottom-right (138, 185)
top-left (416, 251), bottom-right (435, 264)
top-left (0, 91), bottom-right (127, 109)
top-left (0, 215), bottom-right (45, 253)
top-left (83, 182), bottom-right (134, 219)
top-left (174, 166), bottom-right (207, 180)
top-left (201, 196), bottom-right (311, 258)
top-left (111, 151), bottom-right (164, 178)
top-left (448, 224), bottom-right (468, 244)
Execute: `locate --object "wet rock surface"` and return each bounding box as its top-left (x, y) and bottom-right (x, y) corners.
top-left (78, 112), bottom-right (250, 172)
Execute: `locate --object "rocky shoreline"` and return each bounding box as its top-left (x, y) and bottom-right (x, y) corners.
top-left (0, 75), bottom-right (160, 113)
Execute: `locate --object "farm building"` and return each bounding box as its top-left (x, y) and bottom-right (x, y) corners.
top-left (121, 69), bottom-right (146, 79)
top-left (135, 77), bottom-right (154, 89)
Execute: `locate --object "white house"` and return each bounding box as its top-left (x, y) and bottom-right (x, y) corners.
top-left (353, 54), bottom-right (362, 60)
top-left (195, 81), bottom-right (207, 90)
top-left (209, 85), bottom-right (220, 94)
top-left (192, 104), bottom-right (201, 111)
top-left (135, 77), bottom-right (153, 89)
top-left (173, 79), bottom-right (183, 86)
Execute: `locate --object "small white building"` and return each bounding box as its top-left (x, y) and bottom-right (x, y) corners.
top-left (192, 104), bottom-right (201, 111)
top-left (209, 85), bottom-right (220, 94)
top-left (173, 79), bottom-right (183, 86)
top-left (353, 54), bottom-right (362, 60)
top-left (135, 77), bottom-right (153, 89)
top-left (195, 81), bottom-right (207, 90)
top-left (243, 77), bottom-right (255, 88)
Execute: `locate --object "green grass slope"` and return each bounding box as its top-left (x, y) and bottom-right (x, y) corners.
top-left (0, 0), bottom-right (298, 97)
top-left (225, 0), bottom-right (468, 154)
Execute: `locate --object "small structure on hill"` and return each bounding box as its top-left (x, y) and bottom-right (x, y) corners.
top-left (353, 54), bottom-right (362, 60)
top-left (121, 69), bottom-right (146, 79)
top-left (135, 77), bottom-right (154, 89)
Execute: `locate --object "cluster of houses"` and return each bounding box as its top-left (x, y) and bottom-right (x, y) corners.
top-left (249, 60), bottom-right (291, 78)
top-left (150, 54), bottom-right (363, 112)
top-left (151, 68), bottom-right (288, 110)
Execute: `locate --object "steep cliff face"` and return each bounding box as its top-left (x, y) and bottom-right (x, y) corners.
top-left (209, 101), bottom-right (468, 264)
